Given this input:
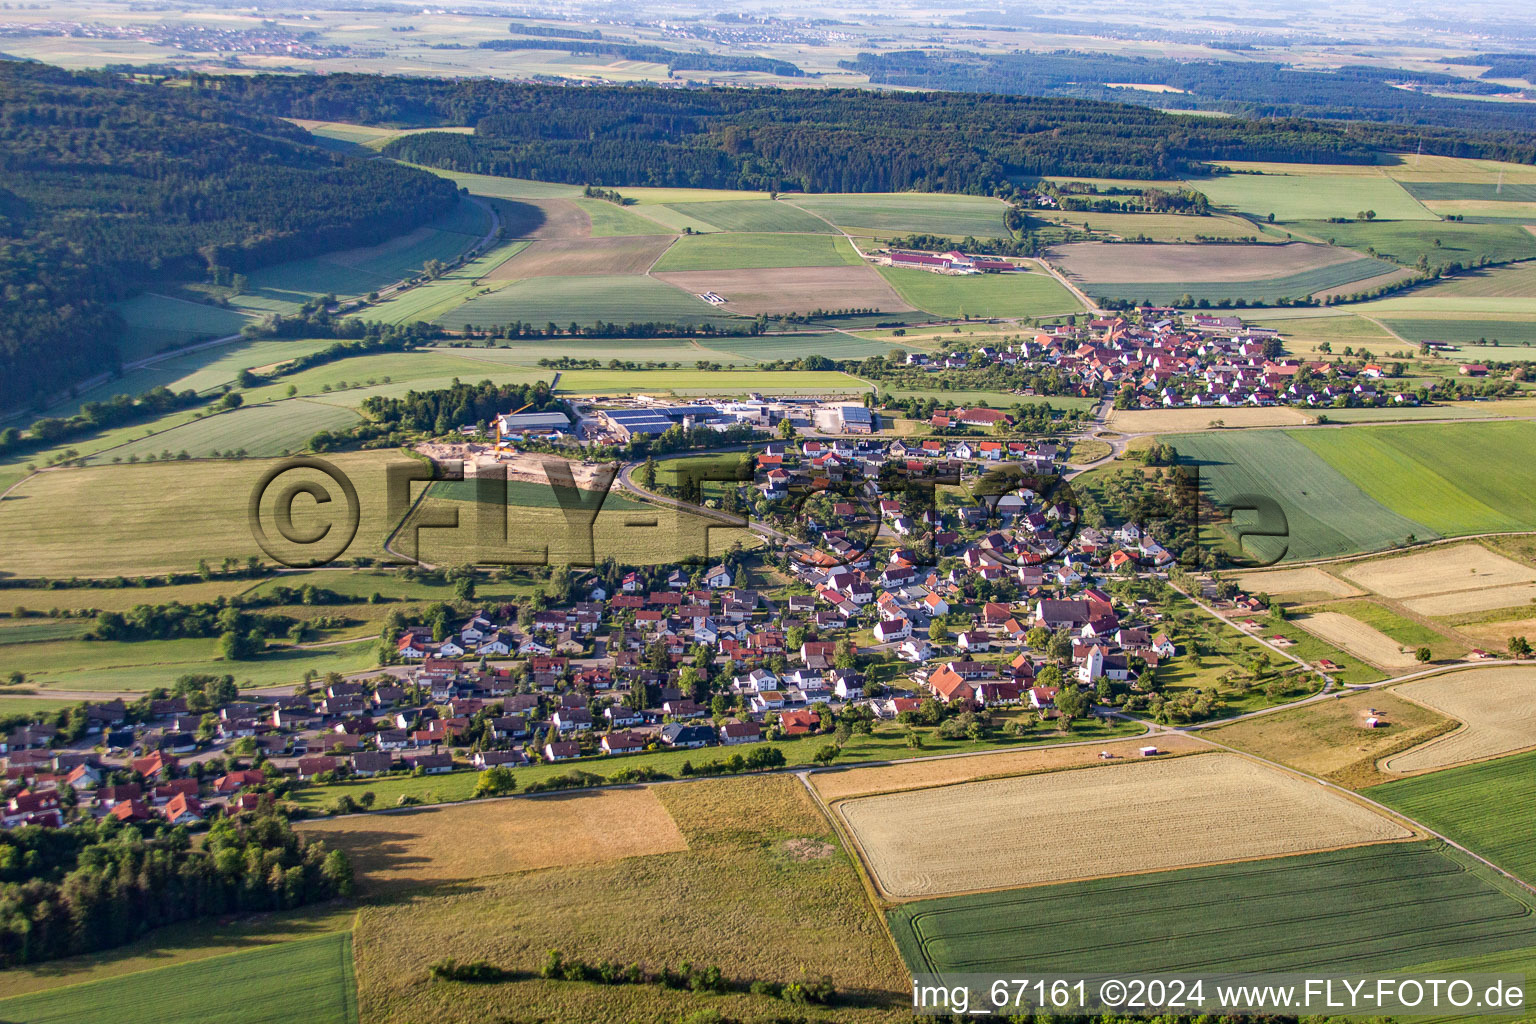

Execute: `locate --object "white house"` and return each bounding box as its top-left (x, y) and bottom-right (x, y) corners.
top-left (874, 618), bottom-right (911, 643)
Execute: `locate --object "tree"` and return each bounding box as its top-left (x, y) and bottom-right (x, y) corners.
top-left (778, 417), bottom-right (797, 440)
top-left (1509, 635), bottom-right (1532, 659)
top-left (928, 618), bottom-right (947, 642)
top-left (218, 629), bottom-right (257, 661)
top-left (1054, 684), bottom-right (1090, 724)
top-left (640, 457), bottom-right (657, 490)
top-left (1415, 647), bottom-right (1432, 663)
top-left (473, 766), bottom-right (518, 798)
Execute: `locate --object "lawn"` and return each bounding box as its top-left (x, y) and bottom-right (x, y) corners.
top-left (876, 267), bottom-right (1084, 319)
top-left (1292, 219), bottom-right (1536, 269)
top-left (349, 776), bottom-right (910, 1024)
top-left (293, 714), bottom-right (1144, 811)
top-left (1169, 429), bottom-right (1436, 563)
top-left (1190, 169), bottom-right (1436, 222)
top-left (786, 193), bottom-right (1008, 238)
top-left (651, 232), bottom-right (862, 271)
top-left (441, 275), bottom-right (744, 329)
top-left (887, 841), bottom-right (1536, 976)
top-left (678, 199), bottom-right (836, 234)
top-left (1370, 750), bottom-right (1536, 887)
top-left (112, 293), bottom-right (254, 361)
top-left (82, 401), bottom-right (361, 464)
top-left (0, 933), bottom-right (358, 1024)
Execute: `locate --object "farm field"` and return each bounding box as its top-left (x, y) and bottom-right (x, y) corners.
top-left (876, 266), bottom-right (1083, 319)
top-left (1107, 406), bottom-right (1311, 431)
top-left (1384, 667), bottom-right (1536, 774)
top-left (651, 232), bottom-right (861, 271)
top-left (785, 193), bottom-right (1008, 238)
top-left (809, 734), bottom-right (1196, 803)
top-left (887, 841), bottom-right (1536, 976)
top-left (837, 753), bottom-right (1409, 898)
top-left (554, 369), bottom-right (868, 395)
top-left (484, 236), bottom-right (674, 279)
top-left (571, 197), bottom-right (675, 237)
top-left (1028, 210), bottom-right (1264, 241)
top-left (1405, 585), bottom-right (1536, 617)
top-left (399, 168), bottom-right (583, 200)
top-left (1066, 259), bottom-right (1404, 305)
top-left (0, 933), bottom-right (358, 1024)
top-left (1292, 610), bottom-right (1422, 669)
top-left (299, 789), bottom-right (687, 893)
top-left (82, 400), bottom-right (361, 464)
top-left (0, 580), bottom-right (257, 615)
top-left (442, 275), bottom-right (743, 330)
top-left (670, 199), bottom-right (835, 233)
top-left (112, 293), bottom-right (254, 361)
top-left (655, 266), bottom-right (914, 317)
top-left (1321, 399), bottom-right (1536, 422)
top-left (698, 334), bottom-right (904, 364)
top-left (491, 197), bottom-right (591, 239)
top-left (1290, 219), bottom-right (1536, 269)
top-left (1371, 751), bottom-right (1536, 887)
top-left (350, 776), bottom-right (910, 1024)
top-left (1341, 543), bottom-right (1536, 600)
top-left (1050, 240), bottom-right (1365, 282)
top-left (1170, 429), bottom-right (1435, 563)
top-left (1379, 317), bottom-right (1536, 346)
top-left (1209, 689), bottom-right (1455, 787)
top-left (1231, 566), bottom-right (1361, 601)
top-left (1190, 168), bottom-right (1436, 222)
top-left (1305, 599), bottom-right (1462, 659)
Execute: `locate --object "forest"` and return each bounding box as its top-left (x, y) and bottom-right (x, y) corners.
top-left (0, 812), bottom-right (351, 966)
top-left (0, 62), bottom-right (458, 413)
top-left (200, 76), bottom-right (1534, 198)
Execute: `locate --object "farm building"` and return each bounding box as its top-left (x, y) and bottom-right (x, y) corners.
top-left (495, 410), bottom-right (572, 449)
top-left (603, 404), bottom-right (726, 440)
top-left (889, 249), bottom-right (1017, 273)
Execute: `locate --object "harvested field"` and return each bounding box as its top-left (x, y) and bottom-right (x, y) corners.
top-left (1342, 544), bottom-right (1536, 598)
top-left (838, 753), bottom-right (1410, 898)
top-left (1106, 407), bottom-right (1311, 431)
top-left (1232, 566), bottom-right (1361, 600)
top-left (494, 197), bottom-right (590, 239)
top-left (1404, 584), bottom-right (1536, 617)
top-left (653, 266), bottom-right (914, 316)
top-left (1457, 615), bottom-right (1536, 649)
top-left (1293, 611), bottom-right (1419, 669)
top-left (1209, 690), bottom-right (1456, 787)
top-left (1385, 667), bottom-right (1536, 774)
top-left (1050, 241), bottom-right (1360, 283)
top-left (1312, 266), bottom-right (1418, 301)
top-left (298, 788), bottom-right (686, 892)
top-left (483, 236), bottom-right (675, 280)
top-left (810, 734), bottom-right (1201, 803)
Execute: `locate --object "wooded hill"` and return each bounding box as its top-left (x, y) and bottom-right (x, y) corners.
top-left (0, 62), bottom-right (459, 413)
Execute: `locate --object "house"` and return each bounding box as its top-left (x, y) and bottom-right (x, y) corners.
top-left (896, 638), bottom-right (933, 663)
top-left (660, 723), bottom-right (716, 749)
top-left (551, 708), bottom-right (594, 732)
top-left (831, 671), bottom-right (864, 700)
top-left (750, 690), bottom-right (786, 712)
top-left (956, 630), bottom-right (991, 652)
top-left (214, 769), bottom-right (264, 795)
top-left (402, 752), bottom-right (454, 773)
top-left (703, 565), bottom-right (734, 589)
top-left (778, 709), bottom-right (819, 737)
top-left (1035, 599), bottom-right (1091, 629)
top-left (873, 618), bottom-right (911, 643)
top-left (161, 793), bottom-right (203, 825)
top-left (350, 752), bottom-right (394, 777)
top-left (474, 749), bottom-right (529, 768)
top-left (296, 756), bottom-right (340, 779)
top-left (720, 721), bottom-right (763, 745)
top-left (543, 741), bottom-right (581, 762)
top-left (601, 731), bottom-right (648, 755)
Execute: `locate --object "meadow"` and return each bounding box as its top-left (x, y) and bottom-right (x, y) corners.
top-left (1384, 668), bottom-right (1536, 774)
top-left (553, 368), bottom-right (867, 395)
top-left (838, 753), bottom-right (1408, 898)
top-left (1371, 751), bottom-right (1536, 887)
top-left (1209, 689), bottom-right (1455, 787)
top-left (1169, 429), bottom-right (1435, 563)
top-left (656, 266), bottom-right (913, 318)
top-left (1380, 318), bottom-right (1536, 346)
top-left (1028, 210), bottom-right (1263, 242)
top-left (1293, 219), bottom-right (1536, 269)
top-left (887, 841), bottom-right (1536, 976)
top-left (112, 293), bottom-right (254, 361)
top-left (82, 400), bottom-right (361, 463)
top-left (571, 197), bottom-right (675, 237)
top-left (441, 275), bottom-right (744, 329)
top-left (785, 193), bottom-right (1008, 238)
top-left (1190, 167), bottom-right (1436, 222)
top-left (349, 776), bottom-right (912, 1024)
top-left (3, 636), bottom-right (378, 693)
top-left (674, 199), bottom-right (835, 233)
top-left (0, 933), bottom-right (358, 1024)
top-left (486, 236), bottom-right (674, 279)
top-left (651, 232), bottom-right (862, 271)
top-left (876, 266), bottom-right (1083, 319)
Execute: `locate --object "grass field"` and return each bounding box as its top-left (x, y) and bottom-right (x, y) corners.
top-left (404, 168), bottom-right (583, 200)
top-left (887, 841), bottom-right (1536, 976)
top-left (2, 636), bottom-right (378, 693)
top-left (441, 274), bottom-right (743, 329)
top-left (1170, 429), bottom-right (1435, 563)
top-left (1029, 210), bottom-right (1264, 242)
top-left (0, 580), bottom-right (256, 615)
top-left (656, 266), bottom-right (913, 317)
top-left (1293, 219), bottom-right (1536, 269)
top-left (876, 266), bottom-right (1083, 319)
top-left (1292, 610), bottom-right (1425, 669)
top-left (555, 368), bottom-right (867, 395)
top-left (299, 789), bottom-right (687, 893)
top-left (82, 400), bottom-right (360, 464)
top-left (1379, 261), bottom-right (1536, 298)
top-left (838, 753), bottom-right (1408, 898)
top-left (1371, 751), bottom-right (1536, 887)
top-left (1385, 668), bottom-right (1536, 774)
top-left (676, 199), bottom-right (836, 233)
top-left (1190, 169), bottom-right (1436, 222)
top-left (1310, 599), bottom-right (1462, 659)
top-left (651, 232), bottom-right (862, 271)
top-left (351, 775), bottom-right (910, 1024)
top-left (786, 193), bottom-right (1008, 238)
top-left (1380, 317), bottom-right (1536, 346)
top-left (0, 933), bottom-right (357, 1024)
top-left (1107, 406), bottom-right (1311, 431)
top-left (112, 293), bottom-right (254, 361)
top-left (1210, 689), bottom-right (1455, 787)
top-left (486, 236), bottom-right (674, 279)
top-left (570, 197), bottom-right (675, 237)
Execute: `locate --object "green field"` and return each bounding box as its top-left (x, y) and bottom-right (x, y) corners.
top-left (570, 197), bottom-right (675, 237)
top-left (113, 294), bottom-right (254, 361)
top-left (1083, 257), bottom-right (1402, 305)
top-left (441, 275), bottom-right (743, 329)
top-left (1317, 599), bottom-right (1462, 657)
top-left (349, 241), bottom-right (532, 326)
top-left (888, 841), bottom-right (1536, 976)
top-left (1371, 751), bottom-right (1536, 887)
top-left (877, 267), bottom-right (1083, 319)
top-left (1386, 261), bottom-right (1536, 298)
top-left (676, 199), bottom-right (835, 233)
top-left (698, 335), bottom-right (905, 364)
top-left (1191, 170), bottom-right (1436, 222)
top-left (786, 193), bottom-right (1008, 238)
top-left (83, 400), bottom-right (361, 464)
top-left (1380, 318), bottom-right (1536, 346)
top-left (651, 232), bottom-right (862, 271)
top-left (0, 933), bottom-right (357, 1024)
top-left (1170, 429), bottom-right (1436, 563)
top-left (555, 369), bottom-right (868, 395)
top-left (429, 477), bottom-right (649, 512)
top-left (1295, 219), bottom-right (1536, 269)
top-left (1030, 210), bottom-right (1264, 242)
top-left (1400, 182), bottom-right (1536, 204)
top-left (401, 168), bottom-right (583, 199)
top-left (2, 636), bottom-right (379, 693)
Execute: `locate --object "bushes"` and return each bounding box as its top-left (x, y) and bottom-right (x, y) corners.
top-left (429, 958), bottom-right (511, 983)
top-left (678, 746), bottom-right (787, 777)
top-left (538, 950), bottom-right (835, 1005)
